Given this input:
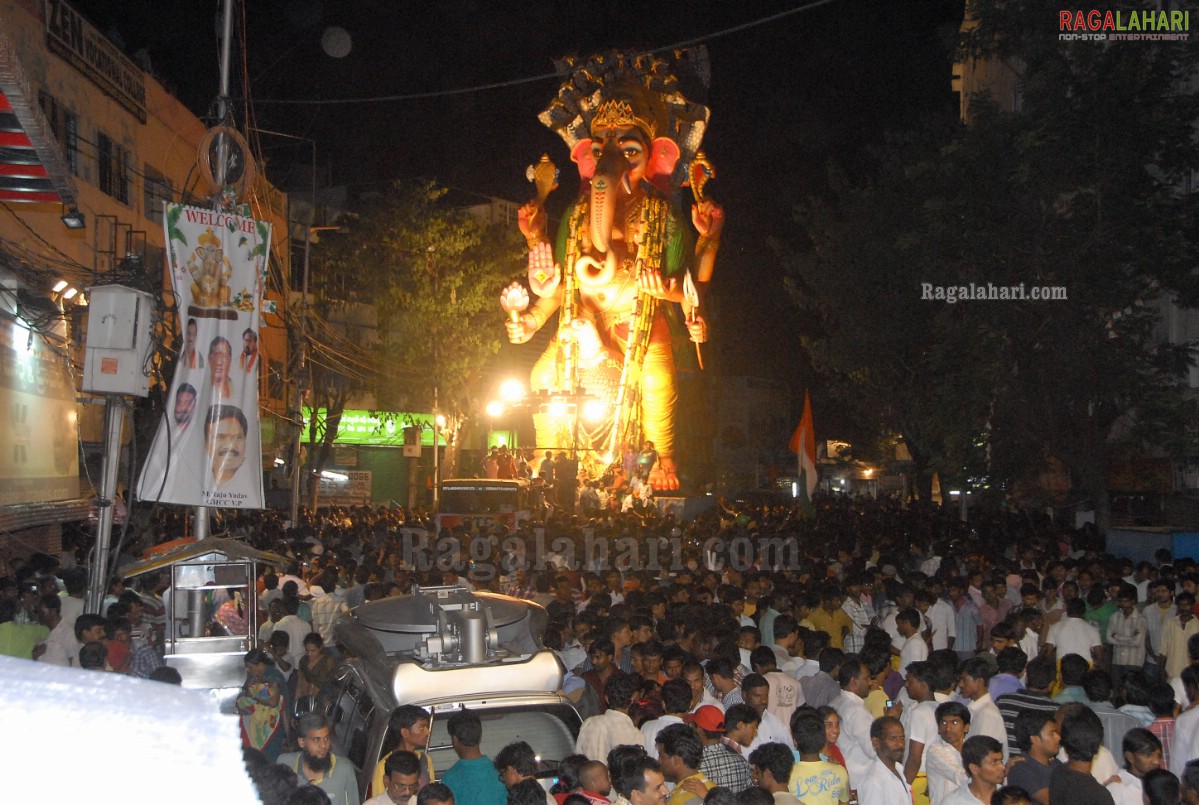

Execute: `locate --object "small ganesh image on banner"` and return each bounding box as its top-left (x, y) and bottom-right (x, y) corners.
top-left (186, 227), bottom-right (239, 321)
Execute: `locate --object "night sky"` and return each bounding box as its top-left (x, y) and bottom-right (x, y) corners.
top-left (74, 0), bottom-right (965, 387)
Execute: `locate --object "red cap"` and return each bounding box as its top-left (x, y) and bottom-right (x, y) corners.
top-left (687, 705), bottom-right (726, 732)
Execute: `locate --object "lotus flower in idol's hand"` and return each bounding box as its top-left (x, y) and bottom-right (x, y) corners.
top-left (500, 282), bottom-right (530, 323)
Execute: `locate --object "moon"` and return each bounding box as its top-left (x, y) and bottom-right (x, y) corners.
top-left (320, 26), bottom-right (352, 59)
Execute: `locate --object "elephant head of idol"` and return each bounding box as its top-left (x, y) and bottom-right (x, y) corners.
top-left (577, 84), bottom-right (679, 259)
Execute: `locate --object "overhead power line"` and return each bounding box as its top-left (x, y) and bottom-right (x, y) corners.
top-left (249, 0), bottom-right (840, 106)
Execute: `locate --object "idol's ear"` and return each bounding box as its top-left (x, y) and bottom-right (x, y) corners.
top-left (572, 139), bottom-right (597, 180)
top-left (646, 137), bottom-right (680, 191)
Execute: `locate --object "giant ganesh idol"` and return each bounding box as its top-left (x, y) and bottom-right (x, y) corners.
top-left (502, 50), bottom-right (723, 491)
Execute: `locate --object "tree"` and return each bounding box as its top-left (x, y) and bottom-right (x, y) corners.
top-left (785, 1), bottom-right (1199, 529)
top-left (782, 129), bottom-right (1003, 502)
top-left (307, 180), bottom-right (523, 492)
top-left (298, 314), bottom-right (375, 512)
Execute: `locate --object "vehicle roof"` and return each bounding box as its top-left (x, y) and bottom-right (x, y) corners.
top-left (117, 537), bottom-right (288, 578)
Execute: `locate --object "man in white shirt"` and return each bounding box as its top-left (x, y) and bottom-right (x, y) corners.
top-left (832, 657), bottom-right (877, 781)
top-left (681, 661), bottom-right (723, 713)
top-left (576, 672), bottom-right (645, 763)
top-left (897, 608), bottom-right (929, 677)
top-left (743, 673), bottom-right (795, 752)
top-left (926, 702), bottom-right (972, 805)
top-left (310, 570), bottom-right (350, 643)
top-left (958, 657), bottom-right (1009, 761)
top-left (1169, 631), bottom-right (1199, 709)
top-left (918, 587), bottom-right (957, 652)
top-left (856, 716), bottom-right (912, 805)
top-left (1144, 579), bottom-right (1178, 666)
top-left (1045, 599), bottom-right (1103, 668)
top-left (750, 647), bottom-right (804, 731)
top-left (1106, 728), bottom-right (1164, 805)
top-left (901, 661), bottom-right (941, 790)
top-left (641, 679), bottom-right (690, 758)
top-left (1170, 667), bottom-right (1199, 779)
top-left (878, 585), bottom-right (916, 650)
top-left (1106, 585), bottom-right (1148, 686)
top-left (1123, 562), bottom-right (1152, 604)
top-left (768, 614), bottom-right (804, 674)
top-left (39, 602), bottom-right (105, 668)
top-left (942, 735), bottom-right (1006, 805)
top-left (842, 575), bottom-right (874, 654)
top-left (274, 597), bottom-right (315, 672)
top-left (364, 750), bottom-right (422, 805)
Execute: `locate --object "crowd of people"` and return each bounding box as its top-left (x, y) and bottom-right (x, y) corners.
top-left (476, 441), bottom-right (673, 518)
top-left (6, 495), bottom-right (1199, 805)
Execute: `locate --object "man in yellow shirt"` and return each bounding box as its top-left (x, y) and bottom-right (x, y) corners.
top-left (655, 723), bottom-right (714, 805)
top-left (369, 705), bottom-right (434, 798)
top-left (1161, 592), bottom-right (1199, 680)
top-left (787, 710), bottom-right (850, 805)
top-left (809, 585), bottom-right (851, 650)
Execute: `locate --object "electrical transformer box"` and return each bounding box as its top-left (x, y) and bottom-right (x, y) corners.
top-left (82, 285), bottom-right (155, 397)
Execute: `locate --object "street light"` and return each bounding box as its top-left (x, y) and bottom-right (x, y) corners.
top-left (499, 378), bottom-right (526, 403)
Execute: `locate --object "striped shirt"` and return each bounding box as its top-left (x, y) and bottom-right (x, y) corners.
top-left (995, 689), bottom-right (1060, 758)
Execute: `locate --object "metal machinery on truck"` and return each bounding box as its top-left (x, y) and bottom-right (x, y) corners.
top-left (328, 585), bottom-right (581, 794)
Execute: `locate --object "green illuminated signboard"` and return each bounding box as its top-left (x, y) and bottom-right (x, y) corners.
top-left (488, 430), bottom-right (518, 449)
top-left (302, 408), bottom-right (442, 446)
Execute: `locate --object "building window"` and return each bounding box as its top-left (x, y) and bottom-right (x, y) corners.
top-left (36, 91), bottom-right (78, 175)
top-left (97, 131), bottom-right (129, 204)
top-left (143, 166), bottom-right (173, 223)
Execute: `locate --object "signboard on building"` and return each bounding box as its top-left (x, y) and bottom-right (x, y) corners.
top-left (318, 470), bottom-right (371, 502)
top-left (303, 408), bottom-right (442, 447)
top-left (0, 318), bottom-right (80, 505)
top-left (44, 0), bottom-right (147, 122)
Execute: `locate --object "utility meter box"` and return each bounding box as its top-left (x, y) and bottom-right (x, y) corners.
top-left (82, 285), bottom-right (155, 397)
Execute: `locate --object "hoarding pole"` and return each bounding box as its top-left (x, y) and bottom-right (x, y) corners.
top-left (289, 221), bottom-right (311, 526)
top-left (288, 142), bottom-right (318, 527)
top-left (194, 505), bottom-right (210, 541)
top-left (196, 0), bottom-right (235, 538)
top-left (432, 387), bottom-right (440, 510)
top-left (86, 396), bottom-right (124, 613)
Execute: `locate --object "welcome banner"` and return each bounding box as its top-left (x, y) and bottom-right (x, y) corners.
top-left (137, 204), bottom-right (270, 509)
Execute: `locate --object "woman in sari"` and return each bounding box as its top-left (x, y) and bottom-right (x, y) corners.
top-left (296, 632), bottom-right (337, 716)
top-left (236, 648), bottom-right (285, 761)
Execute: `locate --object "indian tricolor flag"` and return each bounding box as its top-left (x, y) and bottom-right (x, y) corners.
top-left (788, 391), bottom-right (818, 511)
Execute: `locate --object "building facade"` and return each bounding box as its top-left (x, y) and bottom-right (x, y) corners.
top-left (0, 0), bottom-right (290, 554)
